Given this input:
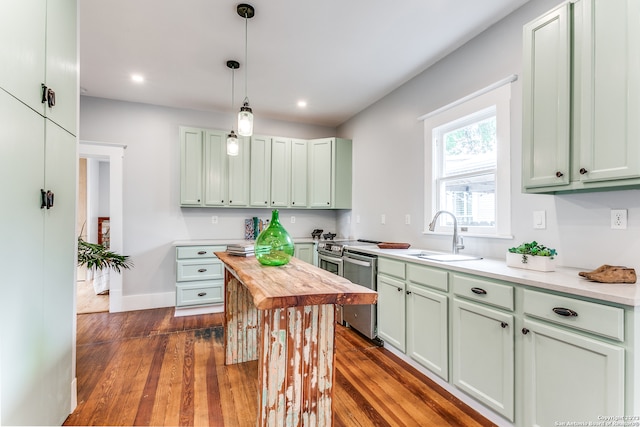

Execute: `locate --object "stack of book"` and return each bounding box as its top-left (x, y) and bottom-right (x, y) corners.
top-left (226, 243), bottom-right (255, 257)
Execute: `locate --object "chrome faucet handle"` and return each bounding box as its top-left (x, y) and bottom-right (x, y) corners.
top-left (456, 235), bottom-right (465, 250)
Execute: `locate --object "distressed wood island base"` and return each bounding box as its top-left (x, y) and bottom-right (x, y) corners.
top-left (216, 252), bottom-right (377, 427)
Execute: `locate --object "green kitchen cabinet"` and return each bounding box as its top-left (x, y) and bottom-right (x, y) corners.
top-left (0, 0), bottom-right (77, 134)
top-left (406, 263), bottom-right (449, 381)
top-left (290, 139), bottom-right (308, 207)
top-left (0, 1), bottom-right (77, 424)
top-left (180, 127), bottom-right (249, 207)
top-left (308, 137), bottom-right (352, 208)
top-left (270, 137), bottom-right (291, 207)
top-left (249, 135), bottom-right (272, 207)
top-left (452, 298), bottom-right (514, 421)
top-left (523, 0), bottom-right (640, 193)
top-left (521, 289), bottom-right (625, 425)
top-left (377, 258), bottom-right (407, 351)
top-left (294, 242), bottom-right (316, 265)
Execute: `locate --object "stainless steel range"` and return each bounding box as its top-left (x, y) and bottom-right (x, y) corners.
top-left (317, 239), bottom-right (382, 344)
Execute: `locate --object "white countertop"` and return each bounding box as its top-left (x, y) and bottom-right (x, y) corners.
top-left (346, 246), bottom-right (640, 307)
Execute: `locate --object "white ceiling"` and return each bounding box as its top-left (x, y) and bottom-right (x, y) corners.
top-left (80, 0), bottom-right (529, 127)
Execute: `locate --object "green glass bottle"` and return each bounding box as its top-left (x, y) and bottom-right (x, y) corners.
top-left (254, 209), bottom-right (295, 266)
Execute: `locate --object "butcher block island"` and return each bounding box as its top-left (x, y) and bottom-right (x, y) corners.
top-left (215, 252), bottom-right (378, 426)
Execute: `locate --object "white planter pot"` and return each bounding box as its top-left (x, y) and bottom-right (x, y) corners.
top-left (506, 252), bottom-right (555, 272)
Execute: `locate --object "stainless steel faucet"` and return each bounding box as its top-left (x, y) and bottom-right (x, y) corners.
top-left (428, 210), bottom-right (465, 254)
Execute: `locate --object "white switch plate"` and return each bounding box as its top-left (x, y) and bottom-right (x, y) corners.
top-left (356, 215), bottom-right (361, 224)
top-left (533, 211), bottom-right (545, 229)
top-left (405, 214), bottom-right (411, 225)
top-left (611, 209), bottom-right (627, 229)
top-left (290, 216), bottom-right (296, 224)
top-left (211, 216), bottom-right (218, 224)
top-left (381, 214), bottom-right (386, 225)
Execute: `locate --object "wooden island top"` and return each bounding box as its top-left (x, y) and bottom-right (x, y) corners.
top-left (216, 251), bottom-right (378, 426)
top-left (216, 252), bottom-right (377, 309)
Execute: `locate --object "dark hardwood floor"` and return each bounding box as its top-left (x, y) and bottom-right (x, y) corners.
top-left (64, 307), bottom-right (495, 426)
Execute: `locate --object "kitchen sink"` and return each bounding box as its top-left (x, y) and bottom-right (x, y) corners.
top-left (409, 252), bottom-right (483, 262)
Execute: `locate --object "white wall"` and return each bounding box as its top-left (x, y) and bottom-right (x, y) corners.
top-left (79, 97), bottom-right (341, 303)
top-left (337, 0), bottom-right (640, 271)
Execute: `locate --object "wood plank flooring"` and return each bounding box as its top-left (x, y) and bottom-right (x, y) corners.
top-left (64, 307), bottom-right (495, 426)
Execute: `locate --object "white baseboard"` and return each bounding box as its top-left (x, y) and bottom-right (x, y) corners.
top-left (115, 291), bottom-right (176, 312)
top-left (174, 304), bottom-right (224, 317)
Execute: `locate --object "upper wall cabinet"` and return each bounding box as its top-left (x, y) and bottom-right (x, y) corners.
top-left (180, 127), bottom-right (250, 207)
top-left (522, 0), bottom-right (640, 193)
top-left (308, 138), bottom-right (352, 209)
top-left (180, 128), bottom-right (350, 209)
top-left (0, 0), bottom-right (78, 135)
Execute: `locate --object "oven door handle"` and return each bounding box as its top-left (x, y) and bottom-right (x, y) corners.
top-left (343, 257), bottom-right (372, 268)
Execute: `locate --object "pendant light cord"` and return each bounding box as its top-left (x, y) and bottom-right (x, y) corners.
top-left (231, 66), bottom-right (235, 129)
top-left (243, 11), bottom-right (249, 102)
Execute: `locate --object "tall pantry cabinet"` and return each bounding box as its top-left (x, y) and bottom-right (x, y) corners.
top-left (0, 0), bottom-right (78, 425)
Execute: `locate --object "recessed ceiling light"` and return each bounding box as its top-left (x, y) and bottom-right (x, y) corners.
top-left (131, 74), bottom-right (145, 83)
top-left (297, 100), bottom-right (307, 108)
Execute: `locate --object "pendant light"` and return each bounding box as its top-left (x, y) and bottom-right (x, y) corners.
top-left (226, 60), bottom-right (240, 156)
top-left (237, 3), bottom-right (255, 137)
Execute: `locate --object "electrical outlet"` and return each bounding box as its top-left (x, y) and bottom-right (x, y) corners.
top-left (533, 210), bottom-right (546, 229)
top-left (211, 216), bottom-right (218, 224)
top-left (405, 214), bottom-right (411, 225)
top-left (611, 209), bottom-right (627, 229)
top-left (356, 215), bottom-right (361, 224)
top-left (290, 216), bottom-right (295, 224)
top-left (381, 214), bottom-right (386, 225)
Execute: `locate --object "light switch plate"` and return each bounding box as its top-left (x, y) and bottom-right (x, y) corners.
top-left (533, 210), bottom-right (546, 229)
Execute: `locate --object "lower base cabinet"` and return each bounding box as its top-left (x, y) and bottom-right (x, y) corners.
top-left (452, 298), bottom-right (514, 421)
top-left (377, 273), bottom-right (406, 351)
top-left (294, 242), bottom-right (316, 265)
top-left (175, 245), bottom-right (225, 308)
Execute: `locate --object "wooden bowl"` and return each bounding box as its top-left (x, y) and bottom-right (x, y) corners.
top-left (377, 242), bottom-right (411, 249)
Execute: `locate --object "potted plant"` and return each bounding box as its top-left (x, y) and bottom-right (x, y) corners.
top-left (77, 236), bottom-right (133, 294)
top-left (507, 241), bottom-right (557, 272)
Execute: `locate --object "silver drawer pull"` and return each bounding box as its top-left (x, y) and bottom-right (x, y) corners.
top-left (471, 287), bottom-right (487, 295)
top-left (553, 307), bottom-right (578, 317)
top-left (197, 292), bottom-right (207, 297)
top-left (197, 251), bottom-right (207, 255)
top-left (197, 268), bottom-right (207, 273)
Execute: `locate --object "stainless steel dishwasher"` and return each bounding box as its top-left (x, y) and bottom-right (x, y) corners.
top-left (342, 249), bottom-right (382, 345)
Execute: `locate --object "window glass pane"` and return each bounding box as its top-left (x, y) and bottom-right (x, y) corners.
top-left (443, 116), bottom-right (496, 176)
top-left (438, 173), bottom-right (496, 227)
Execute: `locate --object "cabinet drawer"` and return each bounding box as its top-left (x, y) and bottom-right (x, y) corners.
top-left (378, 258), bottom-right (406, 279)
top-left (523, 289), bottom-right (624, 341)
top-left (176, 245), bottom-right (226, 259)
top-left (407, 264), bottom-right (448, 292)
top-left (176, 281), bottom-right (223, 307)
top-left (452, 274), bottom-right (513, 311)
top-left (177, 259), bottom-right (224, 281)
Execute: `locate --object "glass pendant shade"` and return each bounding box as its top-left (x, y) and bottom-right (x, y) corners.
top-left (254, 209), bottom-right (295, 266)
top-left (226, 131), bottom-right (239, 156)
top-left (237, 101), bottom-right (253, 136)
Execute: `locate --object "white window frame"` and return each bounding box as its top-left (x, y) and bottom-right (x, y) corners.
top-left (421, 80), bottom-right (512, 238)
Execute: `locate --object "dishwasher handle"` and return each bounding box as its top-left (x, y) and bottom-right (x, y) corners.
top-left (343, 256), bottom-right (372, 268)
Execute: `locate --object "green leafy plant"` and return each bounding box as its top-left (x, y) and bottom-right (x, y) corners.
top-left (77, 237), bottom-right (133, 273)
top-left (508, 241), bottom-right (557, 264)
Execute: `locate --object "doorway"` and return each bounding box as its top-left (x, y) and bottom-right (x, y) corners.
top-left (78, 141), bottom-right (126, 312)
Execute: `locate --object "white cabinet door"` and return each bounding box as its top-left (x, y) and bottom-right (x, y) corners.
top-left (290, 139), bottom-right (307, 207)
top-left (407, 285), bottom-right (448, 381)
top-left (522, 3), bottom-right (571, 189)
top-left (270, 137), bottom-right (290, 207)
top-left (227, 136), bottom-right (250, 206)
top-left (574, 0), bottom-right (640, 183)
top-left (377, 274), bottom-right (406, 352)
top-left (180, 127), bottom-right (204, 206)
top-left (522, 318), bottom-right (624, 427)
top-left (203, 130), bottom-right (227, 206)
top-left (250, 135), bottom-right (271, 207)
top-left (452, 298), bottom-right (514, 421)
top-left (0, 0), bottom-right (46, 113)
top-left (44, 0), bottom-right (78, 134)
top-left (308, 138), bottom-right (333, 208)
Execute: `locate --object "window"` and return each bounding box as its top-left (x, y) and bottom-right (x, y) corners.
top-left (422, 81), bottom-right (512, 237)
